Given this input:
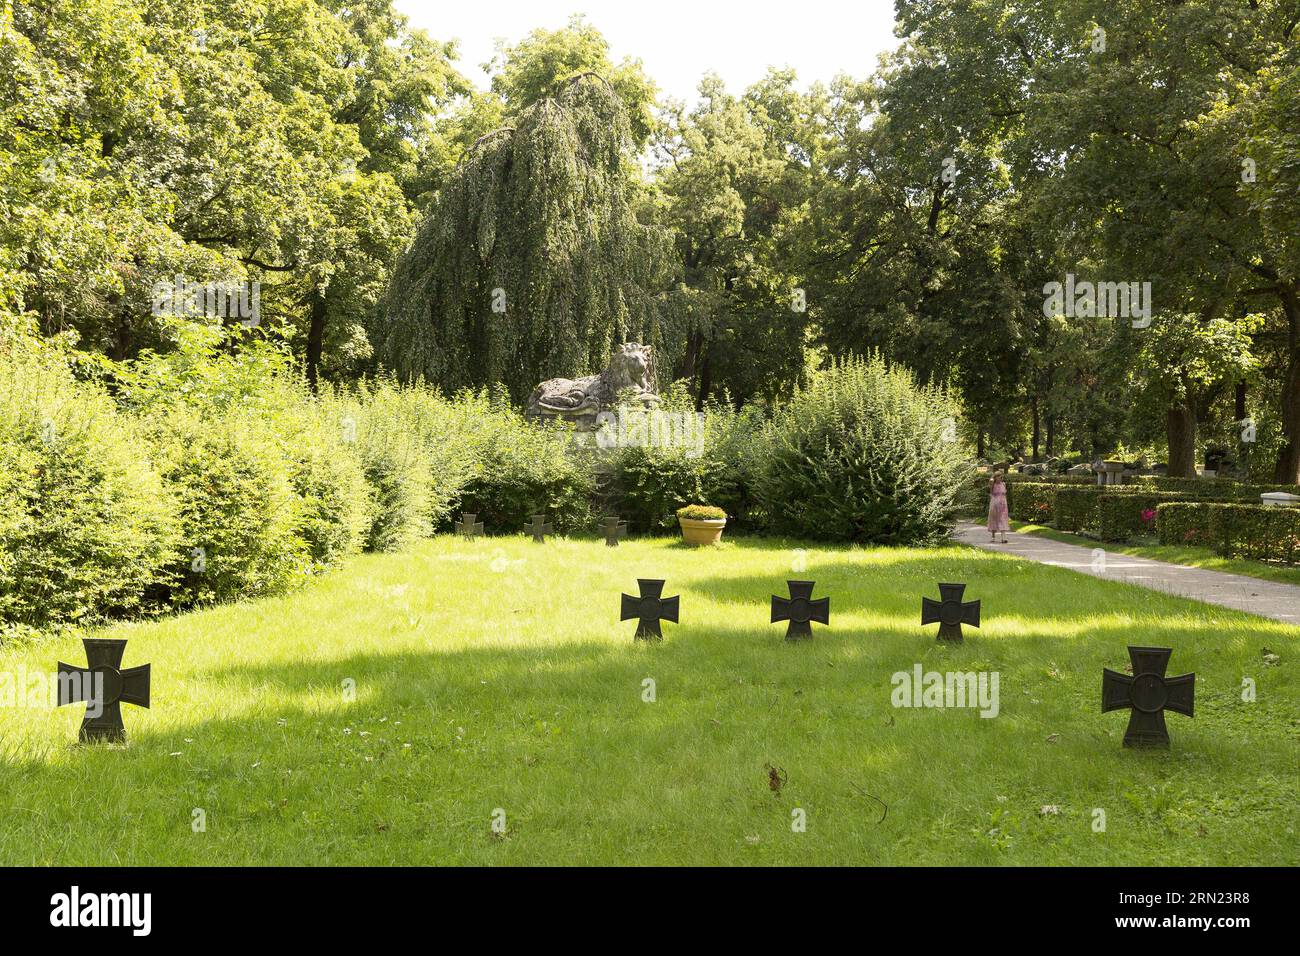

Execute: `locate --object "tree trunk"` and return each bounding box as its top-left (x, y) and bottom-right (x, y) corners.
top-left (1045, 413), bottom-right (1056, 458)
top-left (977, 431), bottom-right (986, 460)
top-left (306, 295), bottom-right (326, 392)
top-left (1272, 287), bottom-right (1300, 484)
top-left (682, 330), bottom-right (703, 399)
top-left (696, 348), bottom-right (713, 411)
top-left (1166, 394), bottom-right (1198, 478)
top-left (1030, 395), bottom-right (1041, 461)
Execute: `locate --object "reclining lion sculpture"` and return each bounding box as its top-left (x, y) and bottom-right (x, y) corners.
top-left (526, 343), bottom-right (659, 429)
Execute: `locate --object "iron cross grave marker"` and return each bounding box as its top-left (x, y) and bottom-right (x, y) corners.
top-left (526, 514), bottom-right (552, 543)
top-left (771, 580), bottom-right (830, 640)
top-left (57, 638), bottom-right (151, 743)
top-left (602, 516), bottom-right (627, 547)
top-left (1102, 646), bottom-right (1195, 748)
top-left (457, 513), bottom-right (484, 539)
top-left (921, 583), bottom-right (980, 642)
top-left (620, 579), bottom-right (679, 641)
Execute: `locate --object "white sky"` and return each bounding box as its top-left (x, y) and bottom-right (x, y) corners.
top-left (393, 0), bottom-right (901, 104)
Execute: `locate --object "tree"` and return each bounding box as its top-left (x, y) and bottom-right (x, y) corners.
top-left (372, 75), bottom-right (675, 399)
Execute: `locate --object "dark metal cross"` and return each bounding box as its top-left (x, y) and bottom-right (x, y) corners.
top-left (1103, 646), bottom-right (1195, 748)
top-left (620, 579), bottom-right (679, 641)
top-left (771, 580), bottom-right (830, 641)
top-left (57, 638), bottom-right (151, 743)
top-left (602, 516), bottom-right (627, 547)
top-left (457, 513), bottom-right (484, 539)
top-left (526, 514), bottom-right (552, 543)
top-left (921, 583), bottom-right (980, 642)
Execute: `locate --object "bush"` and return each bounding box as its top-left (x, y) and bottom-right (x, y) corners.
top-left (148, 406), bottom-right (306, 606)
top-left (455, 394), bottom-right (595, 534)
top-left (0, 352), bottom-right (178, 632)
top-left (1158, 502), bottom-right (1300, 564)
top-left (677, 504), bottom-right (726, 521)
top-left (607, 389), bottom-right (759, 532)
top-left (1133, 476), bottom-right (1299, 499)
top-left (1005, 481), bottom-right (1057, 524)
top-left (343, 390), bottom-right (435, 552)
top-left (751, 356), bottom-right (971, 545)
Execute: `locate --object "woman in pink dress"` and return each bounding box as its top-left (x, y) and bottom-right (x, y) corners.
top-left (987, 470), bottom-right (1010, 543)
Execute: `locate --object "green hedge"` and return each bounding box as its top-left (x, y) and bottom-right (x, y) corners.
top-left (1158, 502), bottom-right (1300, 564)
top-left (1133, 476), bottom-right (1300, 499)
top-left (1005, 481), bottom-right (1057, 524)
top-left (1052, 487), bottom-right (1196, 541)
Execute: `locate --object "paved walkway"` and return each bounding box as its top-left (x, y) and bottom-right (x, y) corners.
top-left (955, 522), bottom-right (1300, 625)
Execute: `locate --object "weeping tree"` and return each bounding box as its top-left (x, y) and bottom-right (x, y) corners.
top-left (372, 74), bottom-right (676, 399)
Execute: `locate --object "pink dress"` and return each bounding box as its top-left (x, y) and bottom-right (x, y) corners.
top-left (987, 480), bottom-right (1010, 533)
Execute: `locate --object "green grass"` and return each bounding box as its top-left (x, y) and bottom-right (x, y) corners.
top-left (1011, 521), bottom-right (1300, 587)
top-left (1, 535), bottom-right (1297, 865)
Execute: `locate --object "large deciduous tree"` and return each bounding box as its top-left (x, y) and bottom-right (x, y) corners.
top-left (372, 75), bottom-right (675, 399)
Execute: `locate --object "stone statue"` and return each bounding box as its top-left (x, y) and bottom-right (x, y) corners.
top-left (526, 343), bottom-right (659, 429)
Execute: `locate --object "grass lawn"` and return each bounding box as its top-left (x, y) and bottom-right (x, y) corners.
top-left (1, 535), bottom-right (1296, 866)
top-left (1010, 521), bottom-right (1300, 587)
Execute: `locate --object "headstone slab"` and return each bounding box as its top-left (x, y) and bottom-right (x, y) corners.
top-left (619, 578), bottom-right (679, 641)
top-left (921, 583), bottom-right (980, 642)
top-left (771, 580), bottom-right (830, 641)
top-left (1102, 645), bottom-right (1195, 748)
top-left (1260, 492), bottom-right (1300, 509)
top-left (57, 638), bottom-right (151, 743)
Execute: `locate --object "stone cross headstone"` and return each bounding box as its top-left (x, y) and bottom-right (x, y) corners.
top-left (526, 514), bottom-right (552, 543)
top-left (921, 583), bottom-right (981, 642)
top-left (620, 579), bottom-right (679, 641)
top-left (57, 638), bottom-right (151, 743)
top-left (602, 516), bottom-right (627, 547)
top-left (457, 513), bottom-right (484, 540)
top-left (1102, 646), bottom-right (1195, 748)
top-left (771, 580), bottom-right (830, 641)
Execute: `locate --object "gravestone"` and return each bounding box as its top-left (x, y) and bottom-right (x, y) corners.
top-left (1102, 646), bottom-right (1195, 748)
top-left (57, 638), bottom-right (151, 743)
top-left (526, 514), bottom-right (553, 542)
top-left (921, 583), bottom-right (980, 642)
top-left (771, 581), bottom-right (830, 641)
top-left (620, 579), bottom-right (679, 641)
top-left (602, 516), bottom-right (627, 547)
top-left (457, 513), bottom-right (484, 539)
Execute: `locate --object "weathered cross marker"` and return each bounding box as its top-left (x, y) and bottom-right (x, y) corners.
top-left (602, 516), bottom-right (627, 547)
top-left (1102, 646), bottom-right (1195, 748)
top-left (457, 513), bottom-right (484, 539)
top-left (620, 579), bottom-right (679, 641)
top-left (57, 638), bottom-right (151, 743)
top-left (526, 514), bottom-right (552, 543)
top-left (921, 582), bottom-right (980, 642)
top-left (771, 580), bottom-right (830, 640)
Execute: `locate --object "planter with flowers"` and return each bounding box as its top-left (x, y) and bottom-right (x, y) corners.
top-left (676, 505), bottom-right (727, 546)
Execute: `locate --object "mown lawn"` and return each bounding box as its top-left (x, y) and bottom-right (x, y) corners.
top-left (1, 535), bottom-right (1296, 865)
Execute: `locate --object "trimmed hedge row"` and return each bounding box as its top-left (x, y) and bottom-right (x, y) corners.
top-left (1134, 476), bottom-right (1300, 499)
top-left (1158, 503), bottom-right (1300, 565)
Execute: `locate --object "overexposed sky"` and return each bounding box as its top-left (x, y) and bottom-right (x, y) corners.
top-left (393, 0), bottom-right (900, 103)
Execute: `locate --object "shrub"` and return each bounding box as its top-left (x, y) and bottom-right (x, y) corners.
top-left (1158, 502), bottom-right (1300, 564)
top-left (455, 395), bottom-right (595, 534)
top-left (751, 355), bottom-right (971, 545)
top-left (677, 504), bottom-right (726, 521)
top-left (1005, 481), bottom-right (1057, 524)
top-left (344, 391), bottom-right (435, 552)
top-left (0, 352), bottom-right (178, 632)
top-left (607, 390), bottom-right (758, 532)
top-left (149, 406), bottom-right (306, 606)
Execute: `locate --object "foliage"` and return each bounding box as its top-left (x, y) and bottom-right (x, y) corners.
top-left (676, 504), bottom-right (726, 521)
top-left (0, 348), bottom-right (177, 632)
top-left (751, 355), bottom-right (971, 544)
top-left (1159, 503), bottom-right (1300, 566)
top-left (374, 74), bottom-right (676, 401)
